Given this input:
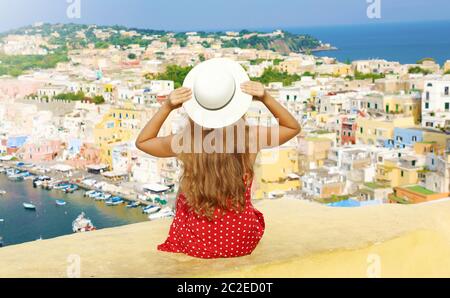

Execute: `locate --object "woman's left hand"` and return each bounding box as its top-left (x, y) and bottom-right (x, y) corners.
top-left (241, 81), bottom-right (266, 101)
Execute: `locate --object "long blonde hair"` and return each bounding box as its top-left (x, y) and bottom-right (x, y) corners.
top-left (177, 118), bottom-right (254, 220)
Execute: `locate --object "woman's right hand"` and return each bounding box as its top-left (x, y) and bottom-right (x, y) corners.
top-left (165, 87), bottom-right (192, 110)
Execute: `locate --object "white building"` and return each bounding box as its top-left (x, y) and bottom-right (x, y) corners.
top-left (422, 78), bottom-right (450, 130)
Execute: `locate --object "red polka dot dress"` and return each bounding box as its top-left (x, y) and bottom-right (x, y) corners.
top-left (157, 177), bottom-right (265, 259)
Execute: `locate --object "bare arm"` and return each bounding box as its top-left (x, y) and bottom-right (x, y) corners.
top-left (135, 87), bottom-right (192, 157)
top-left (241, 81), bottom-right (301, 149)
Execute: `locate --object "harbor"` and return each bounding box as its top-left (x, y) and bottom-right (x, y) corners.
top-left (0, 161), bottom-right (176, 247)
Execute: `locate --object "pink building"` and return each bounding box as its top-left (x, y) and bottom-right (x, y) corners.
top-left (66, 143), bottom-right (101, 169)
top-left (21, 140), bottom-right (63, 163)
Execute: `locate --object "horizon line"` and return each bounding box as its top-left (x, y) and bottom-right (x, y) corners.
top-left (2, 18), bottom-right (450, 35)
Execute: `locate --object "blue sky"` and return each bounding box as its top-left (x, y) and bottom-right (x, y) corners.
top-left (0, 0), bottom-right (450, 32)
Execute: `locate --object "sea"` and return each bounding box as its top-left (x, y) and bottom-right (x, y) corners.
top-left (0, 174), bottom-right (148, 246)
top-left (287, 20), bottom-right (450, 65)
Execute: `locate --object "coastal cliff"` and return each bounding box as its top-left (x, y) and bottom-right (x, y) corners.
top-left (1, 198), bottom-right (450, 278)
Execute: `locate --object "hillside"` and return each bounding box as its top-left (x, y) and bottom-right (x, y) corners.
top-left (1, 198), bottom-right (450, 278)
top-left (0, 23), bottom-right (323, 54)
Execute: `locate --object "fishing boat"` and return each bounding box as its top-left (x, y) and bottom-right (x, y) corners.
top-left (52, 181), bottom-right (71, 190)
top-left (105, 196), bottom-right (124, 206)
top-left (33, 175), bottom-right (51, 187)
top-left (88, 191), bottom-right (103, 199)
top-left (23, 202), bottom-right (36, 210)
top-left (55, 199), bottom-right (67, 206)
top-left (126, 201), bottom-right (141, 208)
top-left (72, 212), bottom-right (96, 233)
top-left (8, 173), bottom-right (24, 181)
top-left (64, 184), bottom-right (79, 193)
top-left (142, 205), bottom-right (161, 214)
top-left (148, 207), bottom-right (175, 221)
top-left (94, 192), bottom-right (111, 201)
top-left (84, 190), bottom-right (97, 197)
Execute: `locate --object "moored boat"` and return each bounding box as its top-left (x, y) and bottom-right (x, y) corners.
top-left (0, 189), bottom-right (6, 195)
top-left (142, 204), bottom-right (161, 214)
top-left (23, 202), bottom-right (36, 210)
top-left (8, 173), bottom-right (24, 181)
top-left (105, 196), bottom-right (124, 206)
top-left (148, 207), bottom-right (175, 221)
top-left (126, 201), bottom-right (141, 208)
top-left (55, 199), bottom-right (67, 206)
top-left (72, 212), bottom-right (96, 233)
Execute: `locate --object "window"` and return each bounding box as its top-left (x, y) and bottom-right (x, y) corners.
top-left (426, 92), bottom-right (430, 100)
top-left (401, 170), bottom-right (404, 177)
top-left (445, 103), bottom-right (450, 111)
top-left (412, 136), bottom-right (417, 142)
top-left (360, 127), bottom-right (364, 134)
top-left (445, 87), bottom-right (449, 96)
top-left (425, 102), bottom-right (429, 109)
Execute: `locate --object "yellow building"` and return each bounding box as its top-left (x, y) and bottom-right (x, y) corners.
top-left (363, 94), bottom-right (421, 123)
top-left (422, 130), bottom-right (450, 154)
top-left (356, 116), bottom-right (415, 146)
top-left (383, 95), bottom-right (421, 123)
top-left (253, 146), bottom-right (300, 199)
top-left (376, 158), bottom-right (419, 188)
top-left (94, 102), bottom-right (151, 166)
top-left (444, 60), bottom-right (450, 73)
top-left (335, 63), bottom-right (353, 76)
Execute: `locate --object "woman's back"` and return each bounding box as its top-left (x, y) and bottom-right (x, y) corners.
top-left (157, 174), bottom-right (265, 258)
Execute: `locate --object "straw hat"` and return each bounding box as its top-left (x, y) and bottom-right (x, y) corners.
top-left (182, 58), bottom-right (252, 129)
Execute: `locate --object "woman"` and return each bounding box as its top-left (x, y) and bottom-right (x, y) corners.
top-left (136, 81), bottom-right (301, 259)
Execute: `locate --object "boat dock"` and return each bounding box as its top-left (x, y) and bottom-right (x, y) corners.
top-left (1, 161), bottom-right (154, 206)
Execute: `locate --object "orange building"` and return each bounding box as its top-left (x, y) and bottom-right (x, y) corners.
top-left (389, 185), bottom-right (449, 204)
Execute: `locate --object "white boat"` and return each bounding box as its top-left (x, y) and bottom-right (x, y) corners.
top-left (72, 212), bottom-right (96, 233)
top-left (8, 174), bottom-right (24, 181)
top-left (142, 205), bottom-right (161, 214)
top-left (148, 207), bottom-right (175, 220)
top-left (0, 190), bottom-right (6, 195)
top-left (23, 202), bottom-right (36, 210)
top-left (55, 199), bottom-right (67, 206)
top-left (105, 196), bottom-right (124, 206)
top-left (84, 190), bottom-right (97, 197)
top-left (94, 192), bottom-right (111, 201)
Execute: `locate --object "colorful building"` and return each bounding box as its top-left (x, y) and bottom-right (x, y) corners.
top-left (253, 146), bottom-right (300, 199)
top-left (356, 116), bottom-right (415, 147)
top-left (393, 127), bottom-right (424, 149)
top-left (389, 185), bottom-right (449, 204)
top-left (20, 139), bottom-right (63, 163)
top-left (375, 155), bottom-right (424, 188)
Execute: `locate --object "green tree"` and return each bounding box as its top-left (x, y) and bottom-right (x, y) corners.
top-left (92, 95), bottom-right (105, 104)
top-left (408, 66), bottom-right (431, 75)
top-left (253, 67), bottom-right (301, 86)
top-left (146, 65), bottom-right (193, 88)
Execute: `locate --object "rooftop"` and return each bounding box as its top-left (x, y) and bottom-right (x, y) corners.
top-left (1, 198), bottom-right (450, 277)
